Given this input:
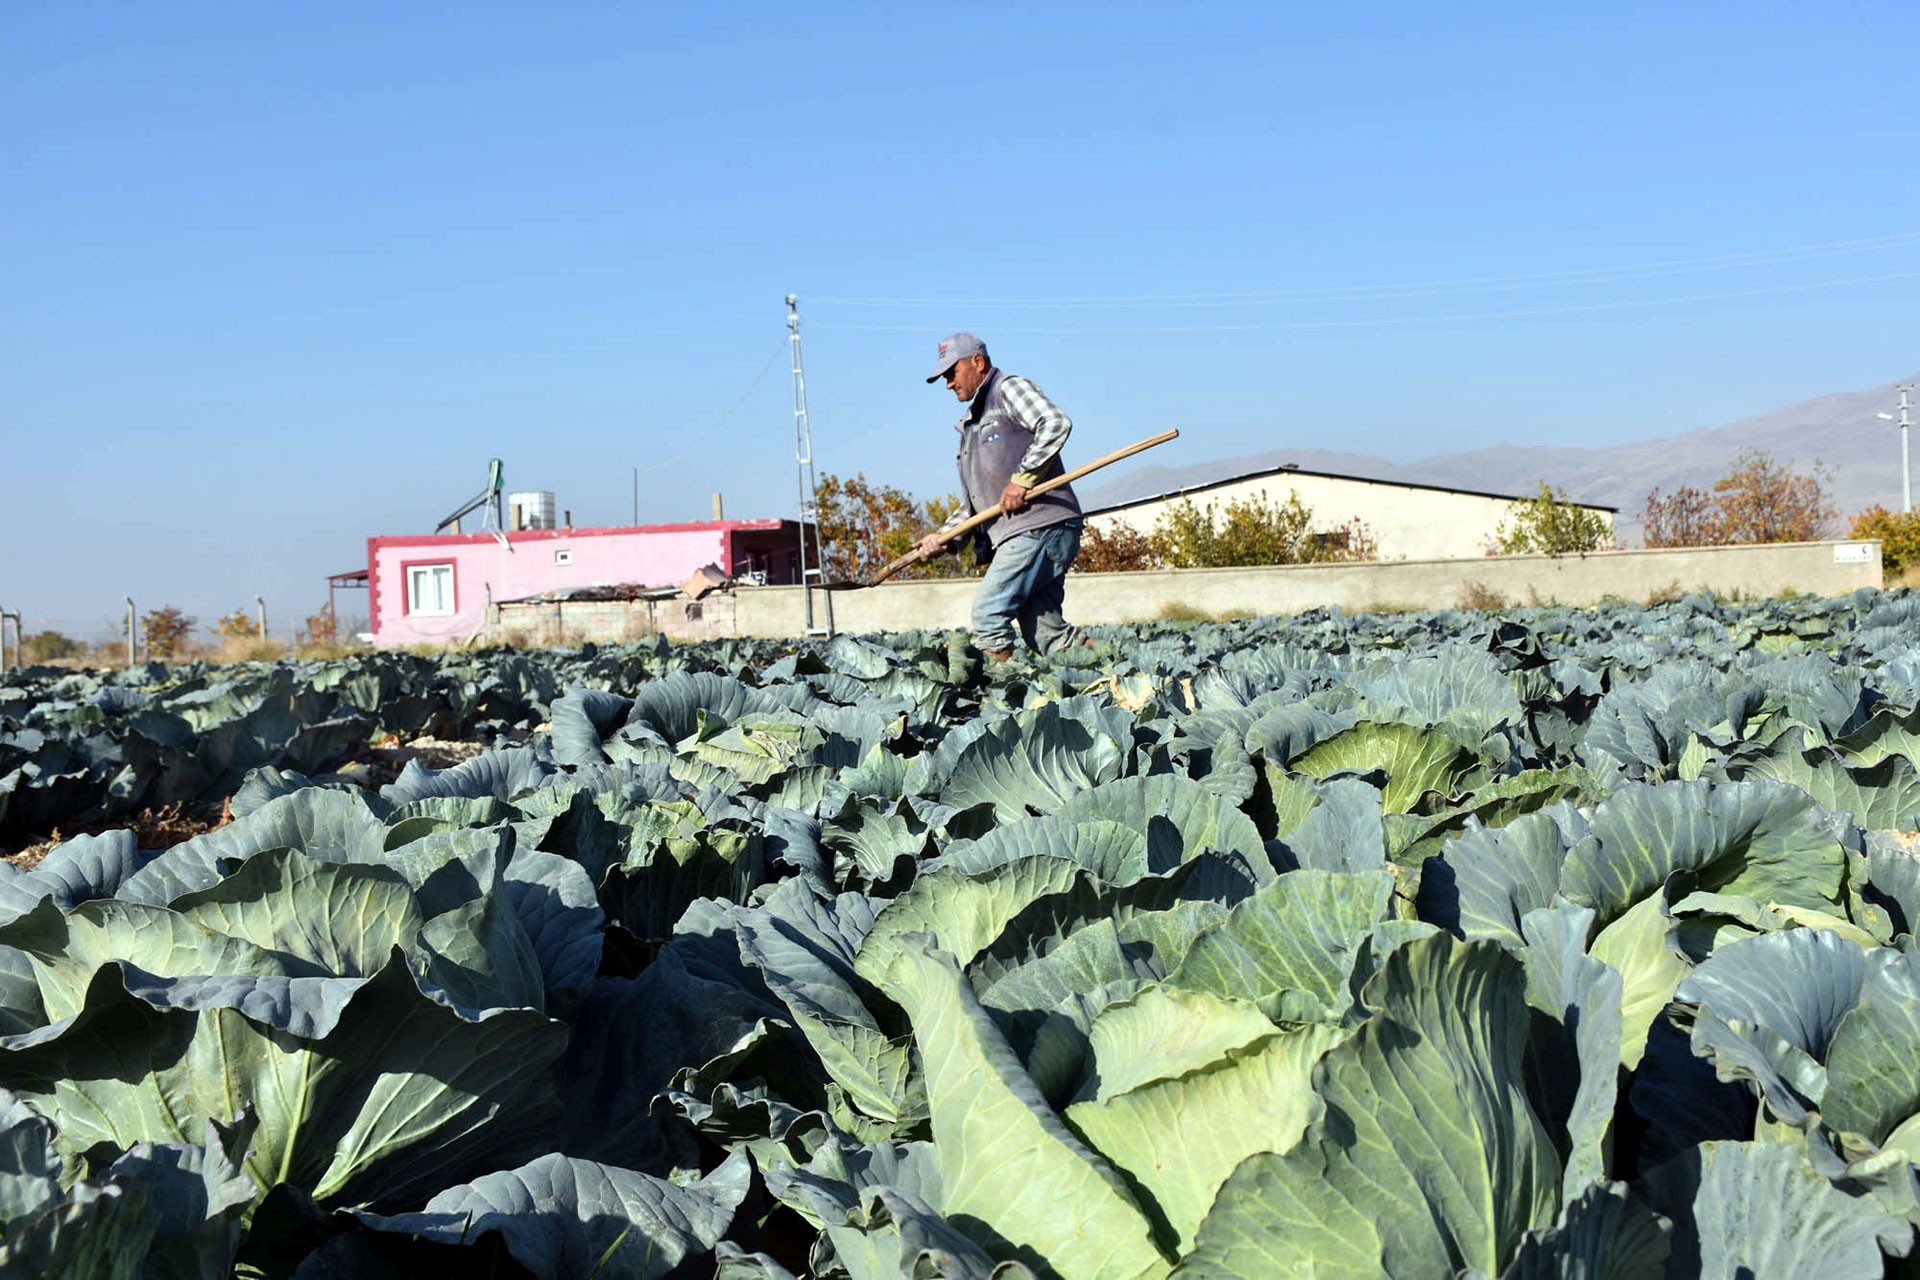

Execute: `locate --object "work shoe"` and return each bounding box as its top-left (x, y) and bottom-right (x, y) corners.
top-left (982, 648), bottom-right (1014, 661)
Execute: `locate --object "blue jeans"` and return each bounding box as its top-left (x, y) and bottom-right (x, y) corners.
top-left (972, 521), bottom-right (1082, 654)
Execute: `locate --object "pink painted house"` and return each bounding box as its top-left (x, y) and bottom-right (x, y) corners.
top-left (365, 519), bottom-right (805, 646)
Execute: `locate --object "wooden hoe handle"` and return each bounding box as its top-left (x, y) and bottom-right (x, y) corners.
top-left (865, 428), bottom-right (1182, 587)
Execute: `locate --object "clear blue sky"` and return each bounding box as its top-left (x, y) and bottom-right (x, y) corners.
top-left (7, 2), bottom-right (1919, 636)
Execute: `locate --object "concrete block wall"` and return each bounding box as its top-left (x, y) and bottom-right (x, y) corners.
top-left (731, 540), bottom-right (1884, 639)
top-left (488, 593), bottom-right (737, 645)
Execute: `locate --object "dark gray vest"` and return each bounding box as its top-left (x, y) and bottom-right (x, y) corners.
top-left (956, 369), bottom-right (1081, 546)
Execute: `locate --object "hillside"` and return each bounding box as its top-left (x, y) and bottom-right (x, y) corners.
top-left (1083, 375), bottom-right (1919, 542)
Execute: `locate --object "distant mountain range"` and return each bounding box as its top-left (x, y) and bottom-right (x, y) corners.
top-left (1082, 374), bottom-right (1920, 543)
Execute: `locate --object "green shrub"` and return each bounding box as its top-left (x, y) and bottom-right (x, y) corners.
top-left (1490, 482), bottom-right (1614, 555)
top-left (1150, 492), bottom-right (1377, 569)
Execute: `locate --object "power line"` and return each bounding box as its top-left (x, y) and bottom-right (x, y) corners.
top-left (630, 339), bottom-right (787, 523)
top-left (812, 230), bottom-right (1920, 309)
top-left (705, 337), bottom-right (790, 436)
top-left (812, 267), bottom-right (1920, 335)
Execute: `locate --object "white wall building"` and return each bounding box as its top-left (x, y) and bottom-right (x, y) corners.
top-left (1084, 464), bottom-right (1617, 561)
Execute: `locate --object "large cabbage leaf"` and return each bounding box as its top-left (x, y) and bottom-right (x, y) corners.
top-left (1176, 933), bottom-right (1561, 1279)
top-left (878, 938), bottom-right (1173, 1279)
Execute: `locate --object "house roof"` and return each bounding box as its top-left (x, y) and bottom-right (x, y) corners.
top-left (368, 518), bottom-right (801, 550)
top-left (1083, 462), bottom-right (1620, 517)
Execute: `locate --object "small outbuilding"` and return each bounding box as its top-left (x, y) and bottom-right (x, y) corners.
top-left (362, 519), bottom-right (808, 647)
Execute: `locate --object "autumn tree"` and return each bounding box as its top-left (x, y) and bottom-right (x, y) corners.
top-left (1712, 449), bottom-right (1835, 543)
top-left (1641, 484), bottom-right (1719, 549)
top-left (1640, 449), bottom-right (1835, 547)
top-left (812, 472), bottom-right (979, 583)
top-left (214, 608), bottom-right (261, 641)
top-left (301, 607), bottom-right (340, 648)
top-left (917, 492), bottom-right (983, 580)
top-left (1078, 522), bottom-right (1160, 572)
top-left (1849, 505), bottom-right (1920, 576)
top-left (140, 606), bottom-right (195, 661)
top-left (1489, 482), bottom-right (1614, 555)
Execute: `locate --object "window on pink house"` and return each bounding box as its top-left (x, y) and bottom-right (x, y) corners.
top-left (407, 563), bottom-right (456, 616)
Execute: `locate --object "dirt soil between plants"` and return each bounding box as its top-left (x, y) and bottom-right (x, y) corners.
top-left (2, 734), bottom-right (495, 869)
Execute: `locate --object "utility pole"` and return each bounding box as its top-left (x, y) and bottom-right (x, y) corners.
top-left (787, 294), bottom-right (834, 637)
top-left (1901, 384), bottom-right (1912, 516)
top-left (1878, 384), bottom-right (1913, 514)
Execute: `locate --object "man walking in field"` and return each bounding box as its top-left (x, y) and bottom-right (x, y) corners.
top-left (914, 333), bottom-right (1087, 659)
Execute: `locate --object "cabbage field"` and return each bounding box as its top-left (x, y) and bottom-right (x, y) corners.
top-left (6, 590), bottom-right (1920, 1277)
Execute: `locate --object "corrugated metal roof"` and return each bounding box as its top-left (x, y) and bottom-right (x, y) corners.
top-left (1083, 462), bottom-right (1620, 516)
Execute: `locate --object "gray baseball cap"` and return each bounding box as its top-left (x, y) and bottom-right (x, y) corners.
top-left (926, 332), bottom-right (986, 383)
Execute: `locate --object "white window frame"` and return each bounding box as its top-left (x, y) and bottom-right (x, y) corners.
top-left (406, 562), bottom-right (456, 617)
top-left (554, 548), bottom-right (573, 565)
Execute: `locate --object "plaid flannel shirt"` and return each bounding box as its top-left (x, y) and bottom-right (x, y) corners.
top-left (940, 372), bottom-right (1073, 530)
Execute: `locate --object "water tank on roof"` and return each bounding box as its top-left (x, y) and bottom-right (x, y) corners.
top-left (508, 491), bottom-right (557, 530)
